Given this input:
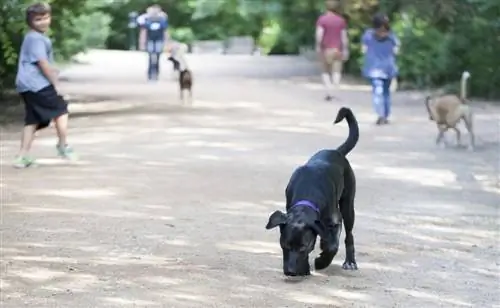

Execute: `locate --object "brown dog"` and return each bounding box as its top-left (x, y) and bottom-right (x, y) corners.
top-left (179, 69), bottom-right (192, 105)
top-left (425, 71), bottom-right (474, 150)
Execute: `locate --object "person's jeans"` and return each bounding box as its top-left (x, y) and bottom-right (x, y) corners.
top-left (370, 78), bottom-right (392, 119)
top-left (146, 40), bottom-right (164, 80)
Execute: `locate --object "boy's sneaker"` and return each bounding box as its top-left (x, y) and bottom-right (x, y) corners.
top-left (13, 156), bottom-right (36, 168)
top-left (56, 144), bottom-right (78, 160)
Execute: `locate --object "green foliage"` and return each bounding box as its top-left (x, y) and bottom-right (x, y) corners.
top-left (73, 12), bottom-right (112, 49)
top-left (169, 27), bottom-right (195, 44)
top-left (0, 0), bottom-right (110, 97)
top-left (391, 13), bottom-right (452, 88)
top-left (1, 0), bottom-right (498, 99)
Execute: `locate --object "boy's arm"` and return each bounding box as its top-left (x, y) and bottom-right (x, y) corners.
top-left (28, 38), bottom-right (58, 88)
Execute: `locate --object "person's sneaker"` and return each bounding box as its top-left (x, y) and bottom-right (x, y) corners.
top-left (375, 117), bottom-right (384, 125)
top-left (56, 144), bottom-right (78, 160)
top-left (13, 156), bottom-right (36, 168)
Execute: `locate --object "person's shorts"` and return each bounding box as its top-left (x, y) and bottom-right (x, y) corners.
top-left (146, 40), bottom-right (165, 54)
top-left (20, 85), bottom-right (68, 130)
top-left (319, 48), bottom-right (343, 74)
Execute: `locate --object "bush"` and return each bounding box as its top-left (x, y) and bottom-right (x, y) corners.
top-left (391, 13), bottom-right (452, 89)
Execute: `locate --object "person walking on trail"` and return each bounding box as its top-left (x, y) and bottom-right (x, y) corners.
top-left (361, 13), bottom-right (400, 125)
top-left (13, 2), bottom-right (77, 168)
top-left (137, 5), bottom-right (169, 81)
top-left (315, 0), bottom-right (349, 101)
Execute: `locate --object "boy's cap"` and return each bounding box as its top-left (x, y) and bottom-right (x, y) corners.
top-left (26, 2), bottom-right (51, 24)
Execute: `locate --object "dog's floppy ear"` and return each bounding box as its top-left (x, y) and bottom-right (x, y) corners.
top-left (266, 210), bottom-right (287, 229)
top-left (310, 220), bottom-right (327, 238)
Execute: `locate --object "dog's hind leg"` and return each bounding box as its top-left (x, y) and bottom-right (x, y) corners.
top-left (463, 115), bottom-right (475, 151)
top-left (452, 127), bottom-right (462, 147)
top-left (339, 168), bottom-right (358, 270)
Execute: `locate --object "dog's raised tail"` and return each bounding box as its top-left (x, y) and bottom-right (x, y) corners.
top-left (460, 71), bottom-right (471, 102)
top-left (334, 107), bottom-right (359, 156)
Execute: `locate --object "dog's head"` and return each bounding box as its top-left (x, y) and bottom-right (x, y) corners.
top-left (266, 210), bottom-right (326, 276)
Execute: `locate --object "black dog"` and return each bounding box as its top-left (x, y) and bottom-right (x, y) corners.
top-left (266, 107), bottom-right (359, 276)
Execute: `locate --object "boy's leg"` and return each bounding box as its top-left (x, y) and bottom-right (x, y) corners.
top-left (146, 40), bottom-right (155, 80)
top-left (147, 52), bottom-right (154, 80)
top-left (14, 93), bottom-right (38, 167)
top-left (54, 113), bottom-right (77, 160)
top-left (54, 113), bottom-right (68, 147)
top-left (19, 124), bottom-right (37, 154)
top-left (154, 53), bottom-right (160, 78)
top-left (383, 78), bottom-right (392, 121)
top-left (154, 40), bottom-right (164, 78)
top-left (371, 78), bottom-right (385, 124)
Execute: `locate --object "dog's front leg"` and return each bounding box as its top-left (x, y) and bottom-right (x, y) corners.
top-left (463, 115), bottom-right (475, 151)
top-left (452, 127), bottom-right (462, 147)
top-left (314, 210), bottom-right (342, 271)
top-left (436, 126), bottom-right (448, 148)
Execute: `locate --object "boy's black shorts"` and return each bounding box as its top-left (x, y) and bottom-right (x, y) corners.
top-left (20, 85), bottom-right (68, 130)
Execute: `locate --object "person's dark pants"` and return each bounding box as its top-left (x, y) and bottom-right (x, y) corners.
top-left (146, 40), bottom-right (164, 80)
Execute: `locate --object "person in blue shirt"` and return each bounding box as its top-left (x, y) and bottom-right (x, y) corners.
top-left (361, 13), bottom-right (400, 125)
top-left (137, 5), bottom-right (169, 81)
top-left (14, 2), bottom-right (78, 168)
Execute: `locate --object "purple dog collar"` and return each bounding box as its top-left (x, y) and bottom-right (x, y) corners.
top-left (291, 200), bottom-right (320, 213)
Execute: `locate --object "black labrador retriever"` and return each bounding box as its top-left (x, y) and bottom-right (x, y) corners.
top-left (266, 107), bottom-right (359, 276)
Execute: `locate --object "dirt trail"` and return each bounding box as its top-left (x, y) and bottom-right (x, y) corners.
top-left (1, 50), bottom-right (499, 307)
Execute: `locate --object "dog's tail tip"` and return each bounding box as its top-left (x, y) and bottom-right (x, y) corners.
top-left (462, 71), bottom-right (471, 79)
top-left (333, 107), bottom-right (352, 124)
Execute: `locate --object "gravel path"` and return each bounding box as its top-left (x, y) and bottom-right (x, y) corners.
top-left (1, 50), bottom-right (499, 307)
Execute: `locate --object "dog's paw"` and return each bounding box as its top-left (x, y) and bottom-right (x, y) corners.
top-left (314, 251), bottom-right (336, 271)
top-left (438, 142), bottom-right (447, 149)
top-left (342, 260), bottom-right (358, 270)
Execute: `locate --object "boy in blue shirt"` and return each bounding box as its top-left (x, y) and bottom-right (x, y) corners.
top-left (137, 5), bottom-right (169, 81)
top-left (361, 13), bottom-right (400, 125)
top-left (14, 3), bottom-right (77, 168)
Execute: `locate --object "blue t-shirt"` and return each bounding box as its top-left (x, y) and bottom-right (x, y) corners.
top-left (15, 30), bottom-right (54, 93)
top-left (361, 29), bottom-right (399, 79)
top-left (140, 15), bottom-right (168, 42)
